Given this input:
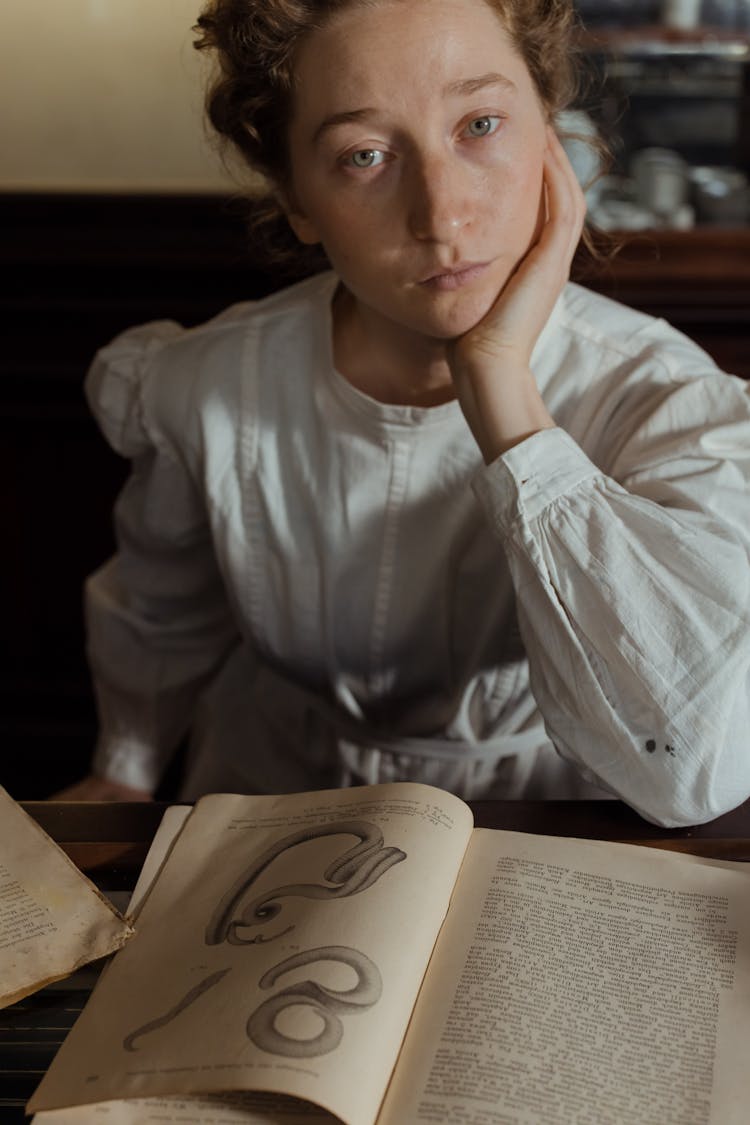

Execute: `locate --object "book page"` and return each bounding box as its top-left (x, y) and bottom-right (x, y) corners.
top-left (380, 829), bottom-right (750, 1125)
top-left (28, 783), bottom-right (474, 1125)
top-left (126, 805), bottom-right (193, 920)
top-left (33, 809), bottom-right (338, 1125)
top-left (33, 1091), bottom-right (336, 1124)
top-left (0, 786), bottom-right (133, 1008)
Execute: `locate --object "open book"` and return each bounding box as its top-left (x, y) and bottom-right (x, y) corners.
top-left (0, 785), bottom-right (132, 1008)
top-left (27, 782), bottom-right (750, 1125)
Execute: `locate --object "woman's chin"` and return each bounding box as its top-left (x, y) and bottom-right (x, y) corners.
top-left (409, 289), bottom-right (502, 342)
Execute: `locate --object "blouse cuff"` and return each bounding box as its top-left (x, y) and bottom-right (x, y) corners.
top-left (91, 737), bottom-right (165, 795)
top-left (472, 427), bottom-right (601, 532)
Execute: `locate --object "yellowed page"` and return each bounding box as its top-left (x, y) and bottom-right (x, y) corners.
top-left (126, 805), bottom-right (193, 920)
top-left (28, 783), bottom-right (473, 1125)
top-left (380, 829), bottom-right (750, 1125)
top-left (33, 809), bottom-right (337, 1125)
top-left (0, 786), bottom-right (133, 1007)
top-left (32, 1091), bottom-right (336, 1124)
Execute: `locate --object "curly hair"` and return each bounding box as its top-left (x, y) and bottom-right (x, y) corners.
top-left (194, 0), bottom-right (597, 276)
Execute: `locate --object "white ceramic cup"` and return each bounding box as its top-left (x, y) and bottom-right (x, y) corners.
top-left (662, 0), bottom-right (702, 28)
top-left (631, 148), bottom-right (689, 217)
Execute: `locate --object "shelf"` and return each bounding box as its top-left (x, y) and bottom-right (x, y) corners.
top-left (576, 25), bottom-right (750, 58)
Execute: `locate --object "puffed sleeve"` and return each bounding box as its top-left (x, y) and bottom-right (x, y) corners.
top-left (473, 364), bottom-right (750, 828)
top-left (84, 323), bottom-right (239, 793)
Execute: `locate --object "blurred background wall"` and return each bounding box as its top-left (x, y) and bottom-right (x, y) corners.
top-left (0, 0), bottom-right (236, 193)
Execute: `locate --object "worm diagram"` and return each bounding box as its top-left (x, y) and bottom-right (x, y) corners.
top-left (125, 818), bottom-right (406, 1059)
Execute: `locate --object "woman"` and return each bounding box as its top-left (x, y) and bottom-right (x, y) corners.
top-left (60, 0), bottom-right (750, 825)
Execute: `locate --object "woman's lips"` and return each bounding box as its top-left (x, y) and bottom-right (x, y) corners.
top-left (420, 261), bottom-right (491, 291)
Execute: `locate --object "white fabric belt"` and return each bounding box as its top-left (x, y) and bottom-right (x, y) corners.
top-left (247, 658), bottom-right (546, 799)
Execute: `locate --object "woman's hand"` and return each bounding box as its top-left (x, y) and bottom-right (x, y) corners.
top-left (449, 127), bottom-right (587, 463)
top-left (50, 774), bottom-right (154, 802)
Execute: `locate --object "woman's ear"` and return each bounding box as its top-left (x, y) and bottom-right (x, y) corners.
top-left (286, 209), bottom-right (322, 246)
top-left (279, 185), bottom-right (322, 245)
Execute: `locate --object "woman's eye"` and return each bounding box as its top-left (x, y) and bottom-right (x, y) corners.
top-left (348, 149), bottom-right (385, 169)
top-left (466, 116), bottom-right (501, 138)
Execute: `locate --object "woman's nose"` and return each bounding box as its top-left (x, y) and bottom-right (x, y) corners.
top-left (407, 154), bottom-right (473, 243)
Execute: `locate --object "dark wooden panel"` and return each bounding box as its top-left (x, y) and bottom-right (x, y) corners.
top-left (0, 193), bottom-right (279, 797)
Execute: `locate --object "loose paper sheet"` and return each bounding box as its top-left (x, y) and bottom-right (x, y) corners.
top-left (0, 786), bottom-right (133, 1008)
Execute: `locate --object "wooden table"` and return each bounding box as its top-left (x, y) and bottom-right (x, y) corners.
top-left (4, 799), bottom-right (750, 1122)
top-left (21, 797), bottom-right (750, 888)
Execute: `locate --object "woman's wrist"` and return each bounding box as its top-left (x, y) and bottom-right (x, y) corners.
top-left (451, 358), bottom-right (556, 464)
top-left (50, 774), bottom-right (154, 802)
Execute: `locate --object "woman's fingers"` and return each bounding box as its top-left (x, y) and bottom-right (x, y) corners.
top-left (447, 128), bottom-right (588, 460)
top-left (526, 128), bottom-right (585, 291)
top-left (541, 127), bottom-right (587, 275)
top-left (470, 131), bottom-right (584, 354)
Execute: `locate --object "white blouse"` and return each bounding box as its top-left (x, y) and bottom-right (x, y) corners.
top-left (85, 271), bottom-right (750, 826)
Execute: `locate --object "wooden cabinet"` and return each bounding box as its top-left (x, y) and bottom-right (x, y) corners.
top-left (579, 228), bottom-right (750, 377)
top-left (1, 193), bottom-right (748, 796)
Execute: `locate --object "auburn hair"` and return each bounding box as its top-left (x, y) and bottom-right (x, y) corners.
top-left (194, 0), bottom-right (602, 275)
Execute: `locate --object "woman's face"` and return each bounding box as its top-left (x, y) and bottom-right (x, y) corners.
top-left (286, 0), bottom-right (548, 342)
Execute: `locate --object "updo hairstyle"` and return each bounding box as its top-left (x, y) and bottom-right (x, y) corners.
top-left (194, 0), bottom-right (592, 275)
